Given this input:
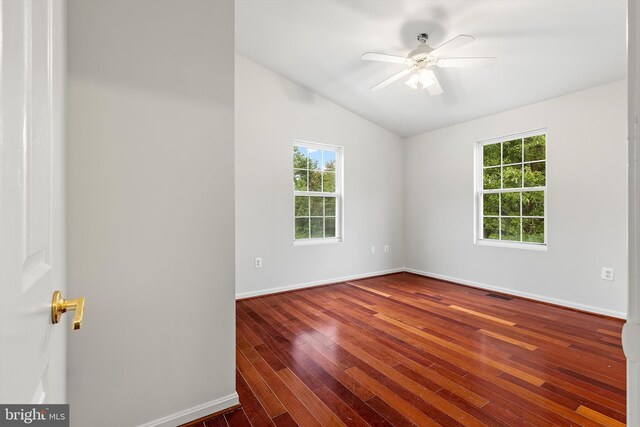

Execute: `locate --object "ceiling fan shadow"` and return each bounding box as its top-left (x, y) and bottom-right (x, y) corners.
top-left (473, 27), bottom-right (573, 40)
top-left (336, 0), bottom-right (408, 21)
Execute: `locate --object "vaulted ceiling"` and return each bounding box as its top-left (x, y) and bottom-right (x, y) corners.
top-left (236, 0), bottom-right (626, 137)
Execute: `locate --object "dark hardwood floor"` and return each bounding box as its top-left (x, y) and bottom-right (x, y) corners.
top-left (193, 272), bottom-right (626, 426)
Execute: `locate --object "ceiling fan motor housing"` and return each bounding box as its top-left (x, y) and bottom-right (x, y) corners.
top-left (408, 33), bottom-right (434, 62)
top-left (408, 44), bottom-right (434, 61)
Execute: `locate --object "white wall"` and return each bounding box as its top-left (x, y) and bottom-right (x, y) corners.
top-left (67, 1), bottom-right (236, 426)
top-left (404, 80), bottom-right (628, 318)
top-left (235, 55), bottom-right (404, 298)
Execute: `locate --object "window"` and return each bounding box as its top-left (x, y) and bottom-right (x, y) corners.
top-left (293, 142), bottom-right (342, 244)
top-left (476, 130), bottom-right (547, 249)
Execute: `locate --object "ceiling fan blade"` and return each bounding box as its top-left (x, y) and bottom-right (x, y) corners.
top-left (430, 34), bottom-right (475, 56)
top-left (369, 68), bottom-right (412, 91)
top-left (362, 52), bottom-right (414, 66)
top-left (437, 57), bottom-right (497, 68)
top-left (426, 72), bottom-right (443, 96)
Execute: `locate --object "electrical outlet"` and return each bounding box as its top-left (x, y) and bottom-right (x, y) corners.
top-left (371, 246), bottom-right (376, 255)
top-left (384, 245), bottom-right (390, 254)
top-left (601, 267), bottom-right (614, 281)
top-left (254, 257), bottom-right (263, 268)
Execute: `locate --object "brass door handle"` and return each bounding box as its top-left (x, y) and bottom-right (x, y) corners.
top-left (52, 290), bottom-right (85, 330)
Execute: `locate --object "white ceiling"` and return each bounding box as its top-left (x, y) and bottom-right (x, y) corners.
top-left (236, 0), bottom-right (626, 137)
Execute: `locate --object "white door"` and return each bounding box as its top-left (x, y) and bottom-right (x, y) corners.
top-left (0, 0), bottom-right (68, 404)
top-left (625, 0), bottom-right (640, 425)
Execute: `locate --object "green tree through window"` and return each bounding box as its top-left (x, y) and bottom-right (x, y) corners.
top-left (479, 132), bottom-right (546, 245)
top-left (293, 144), bottom-right (341, 241)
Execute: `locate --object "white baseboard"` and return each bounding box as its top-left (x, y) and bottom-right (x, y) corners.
top-left (235, 268), bottom-right (405, 299)
top-left (406, 268), bottom-right (627, 319)
top-left (236, 266), bottom-right (626, 319)
top-left (137, 392), bottom-right (239, 427)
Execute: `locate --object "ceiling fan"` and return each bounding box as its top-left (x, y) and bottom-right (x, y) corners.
top-left (362, 33), bottom-right (497, 94)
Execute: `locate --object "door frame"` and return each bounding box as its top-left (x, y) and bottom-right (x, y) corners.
top-left (624, 0), bottom-right (640, 425)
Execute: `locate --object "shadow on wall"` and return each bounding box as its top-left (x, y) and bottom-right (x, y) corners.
top-left (275, 77), bottom-right (318, 104)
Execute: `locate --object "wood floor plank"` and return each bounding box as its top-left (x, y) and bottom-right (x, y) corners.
top-left (509, 355), bottom-right (626, 409)
top-left (449, 305), bottom-right (517, 326)
top-left (233, 272), bottom-right (626, 426)
top-left (243, 317), bottom-right (392, 425)
top-left (312, 386), bottom-right (372, 427)
top-left (203, 416), bottom-right (227, 427)
top-left (394, 364), bottom-right (489, 409)
top-left (365, 395), bottom-right (417, 427)
top-left (235, 369), bottom-right (275, 427)
top-left (576, 405), bottom-right (626, 427)
top-left (374, 312), bottom-right (546, 386)
top-left (477, 402), bottom-right (529, 427)
top-left (345, 366), bottom-right (441, 427)
top-left (296, 344), bottom-right (376, 400)
top-left (597, 328), bottom-right (621, 338)
top-left (347, 282), bottom-right (392, 297)
top-left (225, 409), bottom-right (251, 427)
top-left (541, 382), bottom-right (626, 422)
top-left (478, 329), bottom-right (538, 351)
top-left (337, 339), bottom-right (487, 426)
top-left (276, 368), bottom-right (346, 427)
top-left (250, 358), bottom-right (324, 427)
top-left (236, 348), bottom-right (287, 418)
top-left (271, 413), bottom-right (298, 427)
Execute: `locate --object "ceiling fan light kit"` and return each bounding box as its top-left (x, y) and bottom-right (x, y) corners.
top-left (406, 69), bottom-right (435, 90)
top-left (362, 32), bottom-right (497, 95)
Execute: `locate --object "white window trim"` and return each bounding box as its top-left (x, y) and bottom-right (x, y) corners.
top-left (293, 140), bottom-right (344, 246)
top-left (474, 128), bottom-right (548, 251)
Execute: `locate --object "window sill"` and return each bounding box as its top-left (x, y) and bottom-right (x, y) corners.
top-left (294, 237), bottom-right (343, 246)
top-left (475, 239), bottom-right (547, 251)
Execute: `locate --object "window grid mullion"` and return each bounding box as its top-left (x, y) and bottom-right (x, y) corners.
top-left (480, 186), bottom-right (545, 195)
top-left (499, 141), bottom-right (503, 240)
top-left (307, 195), bottom-right (311, 238)
top-left (294, 191), bottom-right (338, 197)
top-left (521, 139), bottom-right (524, 242)
top-left (519, 191), bottom-right (523, 242)
top-left (322, 190), bottom-right (326, 238)
top-left (484, 215), bottom-right (544, 218)
top-left (500, 141), bottom-right (504, 192)
top-left (498, 193), bottom-right (502, 240)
